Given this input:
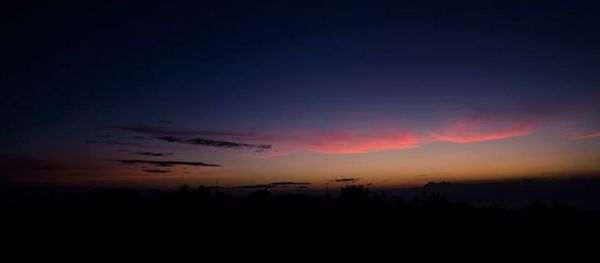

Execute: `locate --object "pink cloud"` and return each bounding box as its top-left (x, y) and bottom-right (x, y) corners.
top-left (305, 131), bottom-right (420, 154)
top-left (254, 150), bottom-right (295, 159)
top-left (117, 120), bottom-right (542, 157)
top-left (123, 118), bottom-right (542, 157)
top-left (428, 117), bottom-right (539, 144)
top-left (116, 105), bottom-right (553, 157)
top-left (573, 132), bottom-right (600, 140)
top-left (287, 117), bottom-right (538, 154)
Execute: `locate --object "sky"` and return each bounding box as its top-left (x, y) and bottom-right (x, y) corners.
top-left (1, 0), bottom-right (599, 189)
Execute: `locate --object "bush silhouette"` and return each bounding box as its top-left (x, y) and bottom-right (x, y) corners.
top-left (2, 183), bottom-right (599, 251)
top-left (338, 184), bottom-right (372, 204)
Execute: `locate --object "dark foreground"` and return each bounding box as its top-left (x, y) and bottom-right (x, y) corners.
top-left (2, 184), bottom-right (599, 255)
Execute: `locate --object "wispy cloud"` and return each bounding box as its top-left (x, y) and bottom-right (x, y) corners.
top-left (116, 159), bottom-right (221, 167)
top-left (305, 130), bottom-right (420, 154)
top-left (143, 169), bottom-right (171, 173)
top-left (85, 140), bottom-right (147, 148)
top-left (428, 117), bottom-right (538, 143)
top-left (231, 184), bottom-right (274, 189)
top-left (269, 182), bottom-right (311, 187)
top-left (132, 151), bottom-right (174, 157)
top-left (156, 136), bottom-right (272, 152)
top-left (113, 125), bottom-right (271, 140)
top-left (573, 132), bottom-right (600, 140)
top-left (108, 118), bottom-right (539, 157)
top-left (231, 181), bottom-right (311, 189)
top-left (111, 125), bottom-right (273, 152)
top-left (330, 177), bottom-right (360, 183)
top-left (106, 98), bottom-right (596, 158)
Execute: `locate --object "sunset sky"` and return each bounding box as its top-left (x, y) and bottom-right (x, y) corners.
top-left (2, 1), bottom-right (599, 189)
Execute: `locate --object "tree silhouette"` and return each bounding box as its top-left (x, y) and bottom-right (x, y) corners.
top-left (338, 184), bottom-right (371, 204)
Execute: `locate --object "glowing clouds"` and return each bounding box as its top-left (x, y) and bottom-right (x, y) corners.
top-left (306, 131), bottom-right (420, 154)
top-left (110, 107), bottom-right (549, 159)
top-left (429, 118), bottom-right (538, 144)
top-left (289, 117), bottom-right (540, 154)
top-left (573, 132), bottom-right (600, 140)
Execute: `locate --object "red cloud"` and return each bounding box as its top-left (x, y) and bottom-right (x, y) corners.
top-left (573, 132), bottom-right (600, 140)
top-left (295, 117), bottom-right (538, 154)
top-left (428, 117), bottom-right (538, 144)
top-left (162, 118), bottom-right (541, 157)
top-left (306, 131), bottom-right (420, 154)
top-left (116, 108), bottom-right (549, 157)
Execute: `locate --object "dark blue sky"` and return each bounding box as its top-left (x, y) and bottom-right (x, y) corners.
top-left (2, 1), bottom-right (599, 186)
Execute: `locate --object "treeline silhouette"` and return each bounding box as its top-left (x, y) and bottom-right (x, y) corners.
top-left (2, 184), bottom-right (599, 253)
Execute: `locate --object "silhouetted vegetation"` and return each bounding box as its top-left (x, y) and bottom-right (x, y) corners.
top-left (2, 184), bottom-right (599, 253)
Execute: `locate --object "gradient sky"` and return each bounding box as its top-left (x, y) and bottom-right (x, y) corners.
top-left (2, 0), bottom-right (599, 189)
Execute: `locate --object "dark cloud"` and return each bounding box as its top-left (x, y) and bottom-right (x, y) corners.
top-left (232, 181), bottom-right (311, 189)
top-left (113, 125), bottom-right (264, 139)
top-left (156, 136), bottom-right (271, 152)
top-left (85, 140), bottom-right (146, 148)
top-left (231, 184), bottom-right (275, 189)
top-left (269, 182), bottom-right (311, 186)
top-left (132, 152), bottom-right (173, 157)
top-left (143, 169), bottom-right (170, 173)
top-left (330, 178), bottom-right (360, 183)
top-left (116, 159), bottom-right (221, 167)
top-left (131, 135), bottom-right (151, 140)
top-left (110, 125), bottom-right (273, 152)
